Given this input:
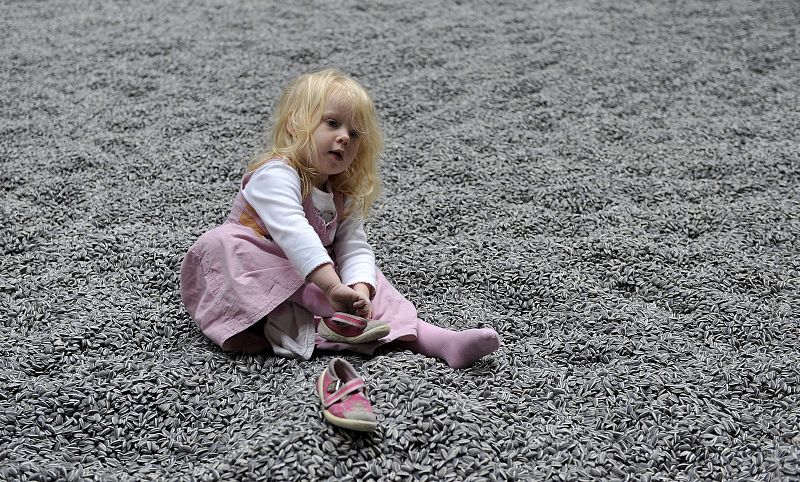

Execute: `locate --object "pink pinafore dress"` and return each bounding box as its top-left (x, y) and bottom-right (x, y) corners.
top-left (180, 167), bottom-right (419, 356)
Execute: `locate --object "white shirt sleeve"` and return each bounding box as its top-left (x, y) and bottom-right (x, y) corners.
top-left (242, 161), bottom-right (333, 279)
top-left (333, 202), bottom-right (377, 296)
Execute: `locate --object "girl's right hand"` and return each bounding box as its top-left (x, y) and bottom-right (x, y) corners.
top-left (325, 283), bottom-right (369, 315)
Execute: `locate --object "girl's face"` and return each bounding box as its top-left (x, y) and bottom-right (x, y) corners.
top-left (310, 96), bottom-right (361, 188)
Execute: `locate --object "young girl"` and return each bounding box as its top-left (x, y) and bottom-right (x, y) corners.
top-left (180, 69), bottom-right (500, 429)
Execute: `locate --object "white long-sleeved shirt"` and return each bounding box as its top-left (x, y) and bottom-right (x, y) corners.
top-left (242, 160), bottom-right (377, 293)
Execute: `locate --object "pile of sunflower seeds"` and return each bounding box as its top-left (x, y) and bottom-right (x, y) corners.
top-left (2, 0), bottom-right (798, 480)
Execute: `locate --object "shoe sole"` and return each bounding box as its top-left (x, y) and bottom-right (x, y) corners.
top-left (318, 321), bottom-right (391, 344)
top-left (322, 410), bottom-right (377, 432)
top-left (316, 374), bottom-right (377, 432)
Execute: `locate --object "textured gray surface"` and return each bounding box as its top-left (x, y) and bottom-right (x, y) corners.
top-left (2, 0), bottom-right (800, 480)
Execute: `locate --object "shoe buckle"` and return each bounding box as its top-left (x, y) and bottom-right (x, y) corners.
top-left (327, 379), bottom-right (342, 393)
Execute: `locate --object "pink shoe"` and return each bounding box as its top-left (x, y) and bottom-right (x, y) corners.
top-left (318, 312), bottom-right (390, 344)
top-left (315, 358), bottom-right (377, 432)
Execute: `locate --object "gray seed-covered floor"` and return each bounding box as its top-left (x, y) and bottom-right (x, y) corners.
top-left (2, 0), bottom-right (799, 480)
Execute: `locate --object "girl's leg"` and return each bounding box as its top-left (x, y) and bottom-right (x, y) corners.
top-left (393, 321), bottom-right (500, 369)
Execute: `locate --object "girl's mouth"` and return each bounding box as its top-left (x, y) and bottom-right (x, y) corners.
top-left (330, 151), bottom-right (343, 161)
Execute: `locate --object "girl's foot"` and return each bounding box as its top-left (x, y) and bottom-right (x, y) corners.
top-left (395, 321), bottom-right (500, 369)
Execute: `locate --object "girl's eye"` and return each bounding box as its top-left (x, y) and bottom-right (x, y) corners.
top-left (326, 119), bottom-right (338, 128)
top-left (349, 130), bottom-right (359, 139)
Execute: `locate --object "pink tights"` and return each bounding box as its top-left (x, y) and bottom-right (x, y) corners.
top-left (393, 321), bottom-right (500, 369)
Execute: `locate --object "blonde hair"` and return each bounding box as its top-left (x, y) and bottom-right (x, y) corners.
top-left (248, 69), bottom-right (383, 219)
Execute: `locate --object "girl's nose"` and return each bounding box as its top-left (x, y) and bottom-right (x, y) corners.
top-left (337, 130), bottom-right (350, 145)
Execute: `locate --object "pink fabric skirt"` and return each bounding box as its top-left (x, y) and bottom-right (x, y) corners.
top-left (180, 222), bottom-right (419, 354)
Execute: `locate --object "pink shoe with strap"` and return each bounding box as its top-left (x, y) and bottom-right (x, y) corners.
top-left (315, 358), bottom-right (377, 432)
top-left (318, 312), bottom-right (390, 344)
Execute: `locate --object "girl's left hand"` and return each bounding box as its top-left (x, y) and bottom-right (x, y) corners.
top-left (353, 298), bottom-right (373, 319)
top-left (350, 283), bottom-right (373, 318)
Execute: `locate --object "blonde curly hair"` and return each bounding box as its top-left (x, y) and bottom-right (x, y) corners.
top-left (248, 69), bottom-right (383, 219)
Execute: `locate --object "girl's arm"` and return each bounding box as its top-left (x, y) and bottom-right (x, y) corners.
top-left (333, 207), bottom-right (377, 299)
top-left (243, 161), bottom-right (369, 315)
top-left (243, 161), bottom-right (333, 279)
